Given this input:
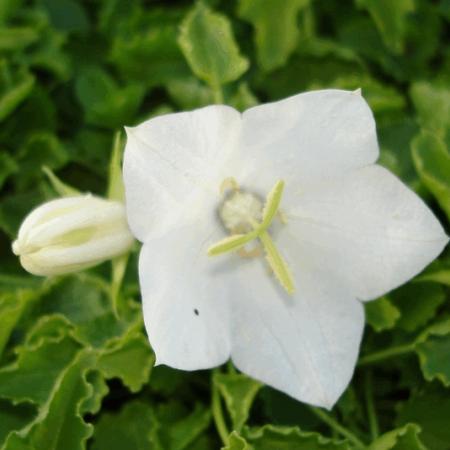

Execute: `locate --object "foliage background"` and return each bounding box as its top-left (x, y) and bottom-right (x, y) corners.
top-left (0, 0), bottom-right (450, 449)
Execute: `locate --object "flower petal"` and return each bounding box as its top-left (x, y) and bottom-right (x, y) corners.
top-left (238, 89), bottom-right (378, 198)
top-left (286, 165), bottom-right (449, 301)
top-left (230, 258), bottom-right (363, 409)
top-left (123, 105), bottom-right (241, 241)
top-left (138, 222), bottom-right (233, 370)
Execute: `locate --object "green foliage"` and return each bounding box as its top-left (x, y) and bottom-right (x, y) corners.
top-left (412, 132), bottom-right (450, 220)
top-left (367, 424), bottom-right (427, 449)
top-left (0, 0), bottom-right (449, 449)
top-left (238, 0), bottom-right (310, 71)
top-left (178, 3), bottom-right (249, 90)
top-left (214, 372), bottom-right (262, 432)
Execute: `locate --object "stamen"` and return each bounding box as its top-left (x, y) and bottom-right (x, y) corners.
top-left (208, 180), bottom-right (295, 295)
top-left (220, 177), bottom-right (239, 194)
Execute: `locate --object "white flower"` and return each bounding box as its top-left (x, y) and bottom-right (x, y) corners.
top-left (123, 89), bottom-right (448, 408)
top-left (12, 195), bottom-right (134, 276)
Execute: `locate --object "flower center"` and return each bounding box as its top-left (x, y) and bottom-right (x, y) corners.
top-left (219, 190), bottom-right (263, 234)
top-left (208, 178), bottom-right (295, 295)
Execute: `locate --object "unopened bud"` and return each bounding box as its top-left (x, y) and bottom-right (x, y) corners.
top-left (12, 195), bottom-right (134, 276)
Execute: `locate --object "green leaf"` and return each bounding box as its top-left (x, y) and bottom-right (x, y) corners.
top-left (355, 0), bottom-right (415, 53)
top-left (365, 297), bottom-right (401, 332)
top-left (4, 350), bottom-right (96, 450)
top-left (412, 131), bottom-right (450, 220)
top-left (16, 132), bottom-right (69, 189)
top-left (213, 372), bottom-right (262, 432)
top-left (0, 152), bottom-right (17, 190)
top-left (91, 401), bottom-right (153, 450)
top-left (0, 291), bottom-right (30, 359)
top-left (223, 432), bottom-right (250, 450)
top-left (149, 403), bottom-right (212, 450)
top-left (75, 66), bottom-right (144, 128)
top-left (242, 425), bottom-right (351, 449)
top-left (416, 256), bottom-right (450, 286)
top-left (39, 0), bottom-right (89, 33)
top-left (397, 385), bottom-right (450, 450)
top-left (0, 27), bottom-right (39, 52)
top-left (97, 332), bottom-right (154, 393)
top-left (178, 3), bottom-right (249, 87)
top-left (0, 315), bottom-right (80, 405)
top-left (367, 423), bottom-right (426, 449)
top-left (229, 83), bottom-right (259, 111)
top-left (0, 400), bottom-right (35, 448)
top-left (38, 275), bottom-right (141, 348)
top-left (389, 282), bottom-right (445, 332)
top-left (378, 116), bottom-right (420, 190)
top-left (167, 76), bottom-right (213, 110)
top-left (0, 61), bottom-right (35, 122)
top-left (416, 319), bottom-right (450, 386)
top-left (109, 8), bottom-right (190, 88)
top-left (238, 0), bottom-right (310, 71)
top-left (410, 82), bottom-right (450, 140)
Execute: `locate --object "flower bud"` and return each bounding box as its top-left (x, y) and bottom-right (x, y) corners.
top-left (12, 195), bottom-right (134, 276)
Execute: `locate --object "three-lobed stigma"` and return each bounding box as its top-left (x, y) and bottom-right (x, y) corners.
top-left (208, 179), bottom-right (295, 295)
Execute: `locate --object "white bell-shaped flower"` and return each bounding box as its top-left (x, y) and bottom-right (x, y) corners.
top-left (12, 195), bottom-right (134, 276)
top-left (123, 89), bottom-right (448, 409)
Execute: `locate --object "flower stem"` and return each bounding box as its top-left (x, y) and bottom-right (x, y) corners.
top-left (365, 370), bottom-right (379, 440)
top-left (211, 82), bottom-right (224, 104)
top-left (211, 370), bottom-right (229, 446)
top-left (308, 406), bottom-right (365, 449)
top-left (358, 343), bottom-right (415, 366)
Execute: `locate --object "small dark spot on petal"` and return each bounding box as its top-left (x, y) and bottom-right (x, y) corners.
top-left (194, 308), bottom-right (199, 316)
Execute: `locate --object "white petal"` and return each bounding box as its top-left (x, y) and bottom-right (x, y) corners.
top-left (238, 89), bottom-right (378, 200)
top-left (123, 105), bottom-right (241, 241)
top-left (285, 165), bottom-right (449, 301)
top-left (138, 222), bottom-right (233, 370)
top-left (230, 257), bottom-right (364, 409)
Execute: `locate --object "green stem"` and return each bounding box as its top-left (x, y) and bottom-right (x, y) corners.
top-left (358, 343), bottom-right (415, 367)
top-left (309, 406), bottom-right (365, 449)
top-left (365, 370), bottom-right (379, 440)
top-left (212, 370), bottom-right (229, 446)
top-left (211, 82), bottom-right (224, 104)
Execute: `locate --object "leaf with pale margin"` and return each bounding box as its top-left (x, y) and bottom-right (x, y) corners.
top-left (0, 291), bottom-right (32, 360)
top-left (0, 316), bottom-right (80, 406)
top-left (238, 0), bottom-right (310, 71)
top-left (412, 132), bottom-right (450, 220)
top-left (178, 2), bottom-right (249, 87)
top-left (410, 82), bottom-right (450, 140)
top-left (389, 282), bottom-right (445, 332)
top-left (397, 385), bottom-right (450, 450)
top-left (242, 425), bottom-right (351, 449)
top-left (3, 350), bottom-right (96, 450)
top-left (223, 432), bottom-right (250, 450)
top-left (97, 332), bottom-right (154, 393)
top-left (415, 318), bottom-right (450, 386)
top-left (367, 423), bottom-right (427, 449)
top-left (214, 372), bottom-right (262, 432)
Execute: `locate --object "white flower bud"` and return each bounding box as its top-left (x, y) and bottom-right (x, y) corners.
top-left (12, 195), bottom-right (134, 276)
